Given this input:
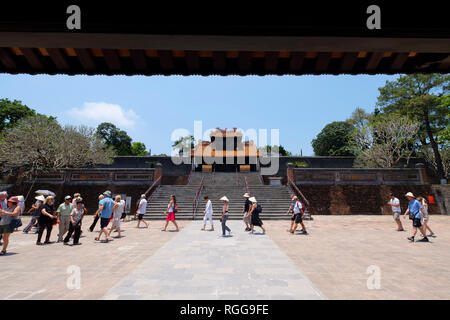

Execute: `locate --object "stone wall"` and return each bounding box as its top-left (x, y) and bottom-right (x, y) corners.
top-left (297, 184), bottom-right (442, 215)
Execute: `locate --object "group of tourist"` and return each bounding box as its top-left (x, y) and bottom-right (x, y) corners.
top-left (388, 192), bottom-right (435, 242)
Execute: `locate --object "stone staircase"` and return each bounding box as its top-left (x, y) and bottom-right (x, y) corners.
top-left (145, 171), bottom-right (292, 220)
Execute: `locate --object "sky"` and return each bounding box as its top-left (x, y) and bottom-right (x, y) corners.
top-left (0, 74), bottom-right (398, 156)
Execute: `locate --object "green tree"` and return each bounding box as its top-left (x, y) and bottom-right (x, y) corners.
top-left (260, 145), bottom-right (292, 156)
top-left (131, 142), bottom-right (150, 156)
top-left (376, 74), bottom-right (450, 179)
top-left (96, 122), bottom-right (133, 155)
top-left (0, 99), bottom-right (36, 132)
top-left (172, 135), bottom-right (194, 155)
top-left (312, 121), bottom-right (355, 156)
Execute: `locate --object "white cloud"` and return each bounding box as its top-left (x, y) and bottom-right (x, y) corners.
top-left (67, 102), bottom-right (139, 129)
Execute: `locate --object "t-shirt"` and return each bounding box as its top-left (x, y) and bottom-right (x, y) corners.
top-left (57, 202), bottom-right (73, 217)
top-left (70, 207), bottom-right (84, 223)
top-left (138, 199), bottom-right (147, 215)
top-left (390, 198), bottom-right (401, 213)
top-left (38, 204), bottom-right (55, 224)
top-left (0, 206), bottom-right (18, 225)
top-left (244, 199), bottom-right (251, 212)
top-left (114, 200), bottom-right (125, 219)
top-left (205, 200), bottom-right (213, 215)
top-left (408, 199), bottom-right (423, 219)
top-left (293, 201), bottom-right (303, 214)
top-left (99, 197), bottom-right (114, 219)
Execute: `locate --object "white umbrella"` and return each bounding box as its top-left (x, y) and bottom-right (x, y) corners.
top-left (35, 190), bottom-right (56, 197)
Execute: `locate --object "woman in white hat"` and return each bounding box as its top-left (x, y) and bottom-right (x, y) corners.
top-left (23, 195), bottom-right (45, 234)
top-left (242, 193), bottom-right (251, 231)
top-left (220, 196), bottom-right (231, 237)
top-left (247, 197), bottom-right (265, 234)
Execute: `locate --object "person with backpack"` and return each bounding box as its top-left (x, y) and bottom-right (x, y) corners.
top-left (290, 196), bottom-right (308, 235)
top-left (247, 197), bottom-right (265, 234)
top-left (402, 192), bottom-right (428, 243)
top-left (162, 194), bottom-right (179, 232)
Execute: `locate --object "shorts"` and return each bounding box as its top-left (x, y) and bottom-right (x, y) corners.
top-left (138, 214), bottom-right (145, 220)
top-left (412, 218), bottom-right (422, 228)
top-left (393, 212), bottom-right (401, 220)
top-left (166, 212), bottom-right (175, 221)
top-left (294, 214), bottom-right (303, 224)
top-left (0, 224), bottom-right (13, 234)
top-left (243, 212), bottom-right (251, 224)
top-left (100, 217), bottom-right (110, 229)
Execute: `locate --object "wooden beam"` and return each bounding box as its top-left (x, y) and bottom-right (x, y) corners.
top-left (212, 51), bottom-right (226, 70)
top-left (340, 52), bottom-right (358, 72)
top-left (366, 52), bottom-right (384, 70)
top-left (74, 48), bottom-right (96, 70)
top-left (289, 52), bottom-right (305, 71)
top-left (390, 52), bottom-right (409, 70)
top-left (103, 49), bottom-right (121, 70)
top-left (265, 52), bottom-right (278, 71)
top-left (315, 52), bottom-right (331, 71)
top-left (47, 48), bottom-right (69, 70)
top-left (0, 48), bottom-right (16, 69)
top-left (158, 50), bottom-right (173, 70)
top-left (129, 49), bottom-right (147, 70)
top-left (185, 50), bottom-right (200, 70)
top-left (2, 33), bottom-right (450, 53)
top-left (238, 51), bottom-right (252, 70)
top-left (20, 48), bottom-right (43, 69)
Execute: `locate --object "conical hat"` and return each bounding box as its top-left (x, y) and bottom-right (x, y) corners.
top-left (220, 196), bottom-right (229, 202)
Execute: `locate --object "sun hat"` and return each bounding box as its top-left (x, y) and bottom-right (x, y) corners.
top-left (103, 190), bottom-right (112, 196)
top-left (65, 195), bottom-right (72, 200)
top-left (243, 193), bottom-right (250, 198)
top-left (220, 196), bottom-right (229, 202)
top-left (35, 195), bottom-right (45, 202)
top-left (293, 196), bottom-right (298, 200)
top-left (249, 197), bottom-right (257, 203)
top-left (17, 195), bottom-right (25, 202)
top-left (7, 196), bottom-right (19, 203)
top-left (405, 192), bottom-right (415, 198)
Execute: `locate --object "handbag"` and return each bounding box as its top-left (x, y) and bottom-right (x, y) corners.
top-left (10, 218), bottom-right (22, 229)
top-left (173, 204), bottom-right (178, 214)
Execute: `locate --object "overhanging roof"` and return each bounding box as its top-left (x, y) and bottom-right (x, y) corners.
top-left (1, 2), bottom-right (449, 76)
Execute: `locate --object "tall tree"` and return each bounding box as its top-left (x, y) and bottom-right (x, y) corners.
top-left (172, 135), bottom-right (194, 155)
top-left (96, 122), bottom-right (133, 156)
top-left (260, 145), bottom-right (292, 156)
top-left (376, 74), bottom-right (450, 179)
top-left (131, 142), bottom-right (150, 156)
top-left (0, 99), bottom-right (36, 132)
top-left (312, 121), bottom-right (355, 156)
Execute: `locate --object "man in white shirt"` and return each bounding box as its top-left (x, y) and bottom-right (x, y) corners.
top-left (388, 193), bottom-right (404, 231)
top-left (201, 195), bottom-right (214, 231)
top-left (136, 194), bottom-right (149, 228)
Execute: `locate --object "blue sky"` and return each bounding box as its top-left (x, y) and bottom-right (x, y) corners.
top-left (0, 74), bottom-right (398, 155)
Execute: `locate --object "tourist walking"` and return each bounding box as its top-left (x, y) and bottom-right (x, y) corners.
top-left (290, 196), bottom-right (308, 235)
top-left (162, 195), bottom-right (179, 232)
top-left (287, 194), bottom-right (297, 232)
top-left (64, 199), bottom-right (85, 245)
top-left (108, 195), bottom-right (125, 238)
top-left (72, 193), bottom-right (81, 207)
top-left (95, 191), bottom-right (116, 242)
top-left (247, 197), bottom-right (265, 234)
top-left (56, 195), bottom-right (73, 242)
top-left (88, 194), bottom-right (104, 232)
top-left (417, 196), bottom-right (435, 237)
top-left (0, 191), bottom-right (8, 244)
top-left (0, 196), bottom-right (21, 255)
top-left (36, 196), bottom-right (57, 245)
top-left (136, 194), bottom-right (149, 228)
top-left (201, 195), bottom-right (214, 231)
top-left (403, 192), bottom-right (428, 242)
top-left (242, 193), bottom-right (251, 231)
top-left (220, 196), bottom-right (231, 237)
top-left (388, 193), bottom-right (404, 231)
top-left (23, 195), bottom-right (45, 233)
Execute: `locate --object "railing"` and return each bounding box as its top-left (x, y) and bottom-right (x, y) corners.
top-left (144, 176), bottom-right (162, 199)
top-left (258, 170), bottom-right (264, 185)
top-left (236, 167), bottom-right (239, 185)
top-left (244, 176), bottom-right (250, 196)
top-left (187, 166), bottom-right (193, 185)
top-left (192, 176), bottom-right (205, 220)
top-left (212, 167), bottom-right (215, 185)
top-left (287, 177), bottom-right (312, 220)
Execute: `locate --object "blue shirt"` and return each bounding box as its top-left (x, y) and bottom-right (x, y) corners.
top-left (408, 199), bottom-right (423, 219)
top-left (99, 197), bottom-right (114, 219)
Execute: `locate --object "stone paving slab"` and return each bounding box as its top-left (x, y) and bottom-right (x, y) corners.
top-left (103, 220), bottom-right (326, 300)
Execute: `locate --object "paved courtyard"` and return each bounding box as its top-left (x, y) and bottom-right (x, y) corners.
top-left (0, 215), bottom-right (449, 300)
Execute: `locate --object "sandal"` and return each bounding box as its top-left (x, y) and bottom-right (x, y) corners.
top-left (0, 251), bottom-right (6, 255)
top-left (94, 237), bottom-right (100, 241)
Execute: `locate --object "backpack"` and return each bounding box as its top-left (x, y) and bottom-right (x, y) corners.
top-left (255, 204), bottom-right (262, 214)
